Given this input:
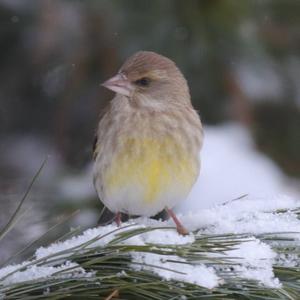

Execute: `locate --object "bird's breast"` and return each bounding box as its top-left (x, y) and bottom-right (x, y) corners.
top-left (103, 137), bottom-right (199, 204)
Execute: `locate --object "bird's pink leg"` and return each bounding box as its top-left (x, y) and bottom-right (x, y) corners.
top-left (115, 212), bottom-right (122, 227)
top-left (166, 207), bottom-right (189, 236)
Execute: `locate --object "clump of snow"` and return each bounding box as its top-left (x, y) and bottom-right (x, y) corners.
top-left (131, 252), bottom-right (219, 289)
top-left (179, 195), bottom-right (300, 235)
top-left (35, 222), bottom-right (194, 261)
top-left (124, 222), bottom-right (195, 246)
top-left (35, 223), bottom-right (123, 259)
top-left (0, 260), bottom-right (90, 286)
top-left (225, 239), bottom-right (280, 288)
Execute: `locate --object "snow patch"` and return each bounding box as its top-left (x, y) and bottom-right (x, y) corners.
top-left (179, 124), bottom-right (298, 212)
top-left (0, 261), bottom-right (90, 286)
top-left (225, 239), bottom-right (280, 288)
top-left (0, 194), bottom-right (299, 289)
top-left (180, 195), bottom-right (300, 235)
top-left (131, 252), bottom-right (219, 289)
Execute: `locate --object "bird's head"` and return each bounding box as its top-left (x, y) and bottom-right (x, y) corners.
top-left (102, 51), bottom-right (190, 106)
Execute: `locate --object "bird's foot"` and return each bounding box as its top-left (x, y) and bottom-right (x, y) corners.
top-left (165, 207), bottom-right (189, 236)
top-left (115, 212), bottom-right (122, 227)
top-left (175, 223), bottom-right (189, 236)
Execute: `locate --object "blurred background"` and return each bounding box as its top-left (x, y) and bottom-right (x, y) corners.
top-left (0, 0), bottom-right (299, 263)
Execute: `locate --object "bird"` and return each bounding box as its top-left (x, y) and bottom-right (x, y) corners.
top-left (93, 51), bottom-right (203, 235)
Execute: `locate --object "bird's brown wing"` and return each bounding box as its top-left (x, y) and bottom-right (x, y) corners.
top-left (92, 104), bottom-right (111, 160)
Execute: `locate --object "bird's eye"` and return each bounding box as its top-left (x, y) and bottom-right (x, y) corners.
top-left (134, 77), bottom-right (150, 87)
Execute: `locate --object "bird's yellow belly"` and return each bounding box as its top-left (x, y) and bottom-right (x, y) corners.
top-left (102, 138), bottom-right (198, 215)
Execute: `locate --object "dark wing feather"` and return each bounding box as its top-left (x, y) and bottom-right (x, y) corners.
top-left (92, 134), bottom-right (98, 160)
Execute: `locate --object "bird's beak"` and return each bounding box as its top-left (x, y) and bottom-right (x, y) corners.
top-left (101, 73), bottom-right (134, 97)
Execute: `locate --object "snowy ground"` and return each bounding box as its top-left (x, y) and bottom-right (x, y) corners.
top-left (179, 123), bottom-right (298, 212)
top-left (0, 194), bottom-right (299, 290)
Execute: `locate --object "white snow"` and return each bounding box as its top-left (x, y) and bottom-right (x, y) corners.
top-left (131, 252), bottom-right (219, 289)
top-left (0, 261), bottom-right (90, 286)
top-left (224, 239), bottom-right (280, 288)
top-left (0, 194), bottom-right (299, 289)
top-left (179, 124), bottom-right (298, 212)
top-left (180, 194), bottom-right (300, 234)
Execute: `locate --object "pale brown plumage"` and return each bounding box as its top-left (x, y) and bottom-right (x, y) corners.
top-left (93, 51), bottom-right (203, 235)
